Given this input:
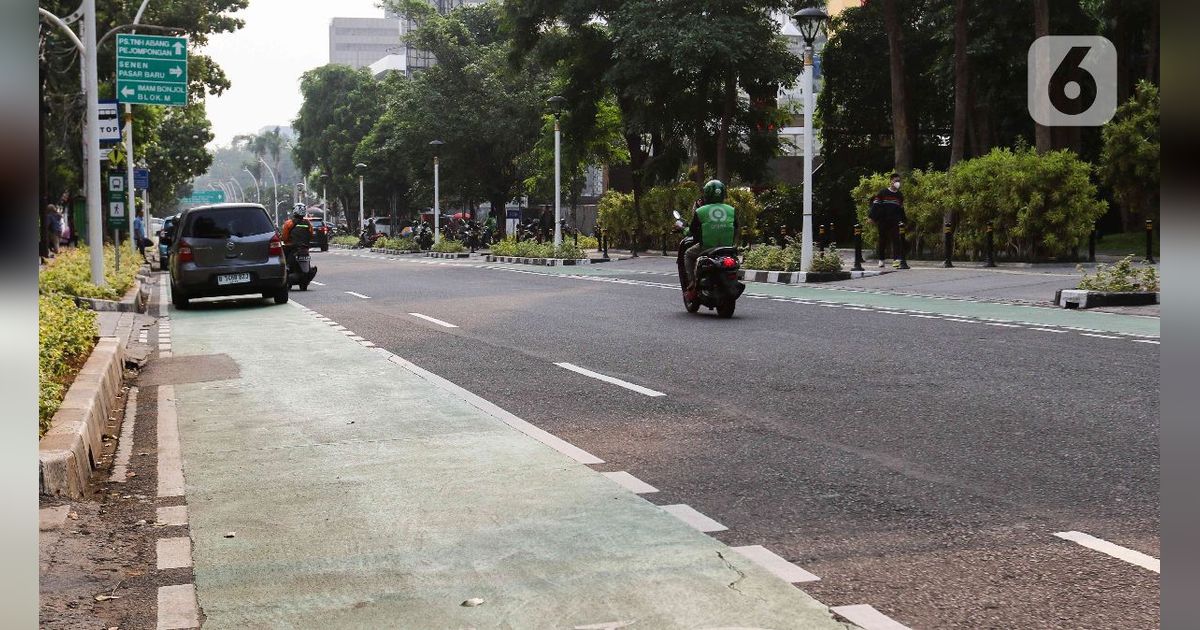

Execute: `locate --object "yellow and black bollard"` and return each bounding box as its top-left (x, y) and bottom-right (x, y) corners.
top-left (985, 222), bottom-right (997, 267)
top-left (818, 224), bottom-right (826, 253)
top-left (852, 223), bottom-right (864, 271)
top-left (1088, 222), bottom-right (1096, 263)
top-left (1145, 219), bottom-right (1155, 264)
top-left (943, 222), bottom-right (954, 268)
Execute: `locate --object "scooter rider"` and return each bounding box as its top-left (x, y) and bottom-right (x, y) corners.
top-left (281, 205), bottom-right (311, 263)
top-left (684, 179), bottom-right (739, 302)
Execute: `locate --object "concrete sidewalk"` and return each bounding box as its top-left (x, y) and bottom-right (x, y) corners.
top-left (169, 297), bottom-right (849, 628)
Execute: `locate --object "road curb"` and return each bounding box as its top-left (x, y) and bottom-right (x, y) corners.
top-left (72, 268), bottom-right (152, 313)
top-left (1056, 289), bottom-right (1159, 309)
top-left (426, 251), bottom-right (474, 259)
top-left (486, 255), bottom-right (591, 266)
top-left (39, 337), bottom-right (125, 498)
top-left (739, 268), bottom-right (887, 284)
top-left (369, 247), bottom-right (423, 255)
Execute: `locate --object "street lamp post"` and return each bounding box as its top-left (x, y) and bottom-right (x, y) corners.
top-left (243, 167), bottom-right (261, 204)
top-left (355, 163), bottom-right (367, 232)
top-left (259, 157), bottom-right (279, 225)
top-left (320, 173), bottom-right (329, 220)
top-left (547, 96), bottom-right (567, 248)
top-left (429, 141), bottom-right (444, 244)
top-left (229, 178), bottom-right (246, 203)
top-left (793, 7), bottom-right (829, 273)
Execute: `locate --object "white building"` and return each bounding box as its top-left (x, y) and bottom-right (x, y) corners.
top-left (328, 17), bottom-right (401, 70)
top-left (371, 1), bottom-right (485, 78)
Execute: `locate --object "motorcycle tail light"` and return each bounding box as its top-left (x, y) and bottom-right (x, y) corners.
top-left (268, 235), bottom-right (282, 256)
top-left (721, 256), bottom-right (736, 268)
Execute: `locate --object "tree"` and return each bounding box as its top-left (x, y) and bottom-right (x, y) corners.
top-left (882, 0), bottom-right (914, 174)
top-left (292, 66), bottom-right (383, 230)
top-left (1098, 80), bottom-right (1159, 231)
top-left (1033, 0), bottom-right (1052, 154)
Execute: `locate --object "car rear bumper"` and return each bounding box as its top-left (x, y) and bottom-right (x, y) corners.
top-left (174, 260), bottom-right (286, 297)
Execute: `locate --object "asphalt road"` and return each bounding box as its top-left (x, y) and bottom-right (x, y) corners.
top-left (292, 250), bottom-right (1159, 629)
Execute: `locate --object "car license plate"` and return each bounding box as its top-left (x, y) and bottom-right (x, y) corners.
top-left (217, 273), bottom-right (251, 286)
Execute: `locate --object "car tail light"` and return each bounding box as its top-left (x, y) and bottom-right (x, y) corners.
top-left (177, 239), bottom-right (193, 263)
top-left (269, 235), bottom-right (282, 256)
top-left (721, 256), bottom-right (736, 268)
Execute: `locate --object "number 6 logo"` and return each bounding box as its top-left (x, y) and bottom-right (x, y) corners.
top-left (1027, 36), bottom-right (1117, 127)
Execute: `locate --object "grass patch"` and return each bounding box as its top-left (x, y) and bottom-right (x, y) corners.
top-left (39, 294), bottom-right (98, 435)
top-left (331, 235), bottom-right (359, 246)
top-left (432, 238), bottom-right (468, 253)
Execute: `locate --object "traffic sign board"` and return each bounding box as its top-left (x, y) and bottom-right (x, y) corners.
top-left (134, 168), bottom-right (150, 190)
top-left (116, 34), bottom-right (188, 107)
top-left (180, 190), bottom-right (225, 205)
top-left (98, 100), bottom-right (121, 142)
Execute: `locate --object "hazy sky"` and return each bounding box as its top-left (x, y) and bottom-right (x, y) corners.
top-left (201, 0), bottom-right (385, 147)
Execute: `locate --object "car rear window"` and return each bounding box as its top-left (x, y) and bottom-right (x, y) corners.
top-left (308, 219), bottom-right (324, 228)
top-left (184, 207), bottom-right (274, 239)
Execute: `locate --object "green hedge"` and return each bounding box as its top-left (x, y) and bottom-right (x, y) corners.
top-left (431, 238), bottom-right (467, 253)
top-left (39, 245), bottom-right (139, 301)
top-left (39, 294), bottom-right (97, 435)
top-left (491, 237), bottom-right (586, 260)
top-left (331, 235), bottom-right (358, 246)
top-left (852, 146), bottom-right (1106, 261)
top-left (376, 236), bottom-right (421, 252)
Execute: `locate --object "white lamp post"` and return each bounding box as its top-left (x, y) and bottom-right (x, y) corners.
top-left (243, 167), bottom-right (261, 203)
top-left (429, 141), bottom-right (444, 244)
top-left (320, 173), bottom-right (329, 220)
top-left (546, 96), bottom-right (567, 248)
top-left (355, 162), bottom-right (367, 232)
top-left (793, 7), bottom-right (829, 273)
top-left (229, 177), bottom-right (246, 203)
top-left (259, 157), bottom-right (279, 225)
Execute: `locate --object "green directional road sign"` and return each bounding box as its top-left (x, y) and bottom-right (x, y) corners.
top-left (116, 34), bottom-right (188, 107)
top-left (181, 190), bottom-right (225, 205)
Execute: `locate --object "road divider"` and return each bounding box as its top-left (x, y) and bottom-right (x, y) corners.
top-left (409, 312), bottom-right (459, 328)
top-left (1053, 531), bottom-right (1160, 573)
top-left (554, 362), bottom-right (666, 397)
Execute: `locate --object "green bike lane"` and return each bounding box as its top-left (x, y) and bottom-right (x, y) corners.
top-left (168, 296), bottom-right (850, 629)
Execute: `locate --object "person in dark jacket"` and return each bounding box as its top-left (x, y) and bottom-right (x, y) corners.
top-left (867, 173), bottom-right (906, 268)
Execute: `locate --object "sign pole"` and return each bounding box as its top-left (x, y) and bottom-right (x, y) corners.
top-left (84, 0), bottom-right (106, 286)
top-left (125, 106), bottom-right (136, 259)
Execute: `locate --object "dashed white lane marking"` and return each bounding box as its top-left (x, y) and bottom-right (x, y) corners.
top-left (1080, 332), bottom-right (1121, 339)
top-left (157, 583), bottom-right (200, 630)
top-left (409, 312), bottom-right (459, 328)
top-left (156, 537), bottom-right (192, 570)
top-left (345, 291), bottom-right (371, 299)
top-left (156, 505), bottom-right (188, 527)
top-left (602, 471), bottom-right (659, 494)
top-left (309, 280), bottom-right (325, 286)
top-left (908, 313), bottom-right (941, 319)
top-left (660, 504), bottom-right (727, 532)
top-left (1054, 531), bottom-right (1160, 573)
top-left (830, 604), bottom-right (911, 630)
top-left (985, 322), bottom-right (1022, 328)
top-left (1029, 327), bottom-right (1069, 333)
top-left (731, 545), bottom-right (820, 583)
top-left (109, 386), bottom-right (138, 483)
top-left (554, 362), bottom-right (666, 397)
top-left (1133, 339), bottom-right (1160, 345)
top-left (156, 385), bottom-right (185, 498)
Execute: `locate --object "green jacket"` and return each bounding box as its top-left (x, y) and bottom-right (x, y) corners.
top-left (690, 203), bottom-right (737, 248)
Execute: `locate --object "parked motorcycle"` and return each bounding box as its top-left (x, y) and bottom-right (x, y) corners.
top-left (415, 222), bottom-right (434, 250)
top-left (674, 210), bottom-right (744, 318)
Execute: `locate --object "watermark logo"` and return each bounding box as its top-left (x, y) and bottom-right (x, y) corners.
top-left (1028, 36), bottom-right (1117, 126)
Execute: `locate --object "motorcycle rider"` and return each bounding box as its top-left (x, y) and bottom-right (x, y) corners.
top-left (684, 179), bottom-right (739, 302)
top-left (281, 206), bottom-right (312, 265)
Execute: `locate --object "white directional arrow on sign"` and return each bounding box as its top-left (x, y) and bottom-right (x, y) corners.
top-left (173, 41), bottom-right (184, 55)
top-left (121, 86), bottom-right (136, 98)
top-left (169, 66), bottom-right (183, 77)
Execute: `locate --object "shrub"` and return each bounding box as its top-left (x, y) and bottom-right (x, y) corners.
top-left (1098, 80), bottom-right (1159, 230)
top-left (740, 238), bottom-right (803, 272)
top-left (432, 238), bottom-right (467, 253)
top-left (377, 237), bottom-right (421, 252)
top-left (491, 236), bottom-right (585, 259)
top-left (574, 234), bottom-right (599, 249)
top-left (331, 235), bottom-right (358, 246)
top-left (39, 294), bottom-right (97, 435)
top-left (1077, 255), bottom-right (1159, 293)
top-left (39, 245), bottom-right (139, 301)
top-left (809, 244), bottom-right (844, 273)
top-left (553, 241), bottom-right (586, 260)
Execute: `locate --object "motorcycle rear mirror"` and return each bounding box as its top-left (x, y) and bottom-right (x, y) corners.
top-left (672, 210), bottom-right (682, 220)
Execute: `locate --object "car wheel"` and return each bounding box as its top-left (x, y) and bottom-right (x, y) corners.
top-left (272, 289), bottom-right (289, 305)
top-left (299, 283), bottom-right (308, 291)
top-left (321, 245), bottom-right (328, 252)
top-left (171, 285), bottom-right (189, 309)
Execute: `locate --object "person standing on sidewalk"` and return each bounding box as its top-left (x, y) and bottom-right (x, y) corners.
top-left (45, 204), bottom-right (63, 256)
top-left (133, 214), bottom-right (148, 263)
top-left (868, 173), bottom-right (906, 268)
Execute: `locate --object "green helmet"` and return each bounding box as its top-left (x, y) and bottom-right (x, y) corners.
top-left (702, 179), bottom-right (727, 204)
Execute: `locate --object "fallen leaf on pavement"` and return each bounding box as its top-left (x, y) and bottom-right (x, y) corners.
top-left (94, 594), bottom-right (121, 601)
top-left (461, 598), bottom-right (485, 607)
top-left (224, 532), bottom-right (236, 538)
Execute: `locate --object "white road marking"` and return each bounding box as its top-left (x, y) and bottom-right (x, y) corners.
top-left (156, 505), bottom-right (188, 527)
top-left (1133, 339), bottom-right (1160, 345)
top-left (360, 340), bottom-right (377, 347)
top-left (1029, 327), bottom-right (1069, 333)
top-left (844, 306), bottom-right (872, 311)
top-left (908, 313), bottom-right (941, 319)
top-left (157, 385), bottom-right (185, 498)
top-left (731, 545), bottom-right (820, 583)
top-left (830, 604), bottom-right (911, 630)
top-left (157, 584), bottom-right (199, 630)
top-left (601, 471), bottom-right (659, 494)
top-left (1080, 333), bottom-right (1121, 339)
top-left (309, 280), bottom-right (325, 286)
top-left (1054, 531), bottom-right (1160, 573)
top-left (108, 386), bottom-right (138, 483)
top-left (944, 318), bottom-right (977, 323)
top-left (554, 362), bottom-right (666, 397)
top-left (345, 291), bottom-right (371, 299)
top-left (661, 504), bottom-right (727, 532)
top-left (156, 536), bottom-right (192, 569)
top-left (985, 322), bottom-right (1022, 328)
top-left (409, 312), bottom-right (459, 328)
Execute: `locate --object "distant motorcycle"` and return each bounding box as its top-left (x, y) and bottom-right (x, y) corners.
top-left (674, 210), bottom-right (744, 318)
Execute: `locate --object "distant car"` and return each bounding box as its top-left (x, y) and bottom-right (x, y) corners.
top-left (157, 214), bottom-right (180, 271)
top-left (305, 215), bottom-right (330, 251)
top-left (168, 203), bottom-right (287, 308)
top-left (150, 217), bottom-right (164, 235)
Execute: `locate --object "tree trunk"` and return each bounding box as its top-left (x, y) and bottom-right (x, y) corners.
top-left (882, 0), bottom-right (913, 174)
top-left (1034, 0), bottom-right (1053, 154)
top-left (950, 0), bottom-right (969, 168)
top-left (1146, 0), bottom-right (1159, 84)
top-left (715, 70), bottom-right (736, 182)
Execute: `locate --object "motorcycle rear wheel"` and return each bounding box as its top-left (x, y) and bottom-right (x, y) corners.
top-left (716, 301), bottom-right (736, 318)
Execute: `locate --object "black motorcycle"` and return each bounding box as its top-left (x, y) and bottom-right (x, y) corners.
top-left (674, 210), bottom-right (744, 318)
top-left (285, 244), bottom-right (318, 291)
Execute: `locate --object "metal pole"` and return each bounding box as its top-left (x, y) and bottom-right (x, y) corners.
top-left (553, 116), bottom-right (562, 248)
top-left (81, 0), bottom-right (106, 286)
top-left (230, 178), bottom-right (246, 203)
top-left (800, 44), bottom-right (815, 272)
top-left (358, 175), bottom-right (365, 233)
top-left (852, 223), bottom-right (864, 271)
top-left (260, 158), bottom-right (278, 225)
top-left (943, 222), bottom-right (954, 267)
top-left (1145, 219), bottom-right (1155, 264)
top-left (125, 107), bottom-right (136, 258)
top-left (985, 222), bottom-right (997, 267)
top-left (244, 168), bottom-right (260, 203)
top-left (433, 157), bottom-right (440, 244)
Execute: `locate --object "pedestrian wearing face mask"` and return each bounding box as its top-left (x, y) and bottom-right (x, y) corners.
top-left (867, 173), bottom-right (906, 268)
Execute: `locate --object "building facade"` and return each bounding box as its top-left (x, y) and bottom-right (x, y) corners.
top-left (328, 17), bottom-right (401, 70)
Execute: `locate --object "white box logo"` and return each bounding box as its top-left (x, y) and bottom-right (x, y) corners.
top-left (1028, 36), bottom-right (1117, 126)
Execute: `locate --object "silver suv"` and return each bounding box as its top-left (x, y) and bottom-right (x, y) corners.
top-left (168, 204), bottom-right (287, 308)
